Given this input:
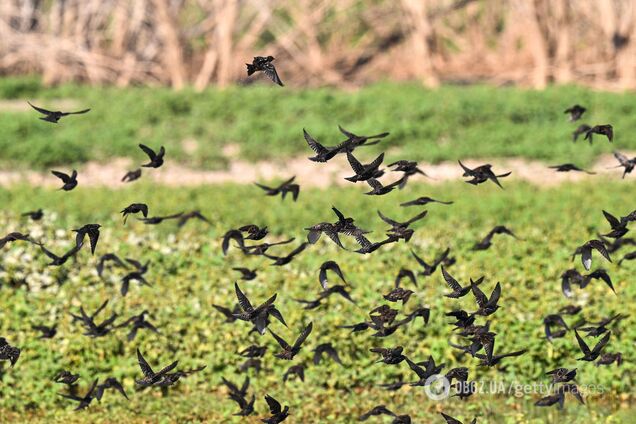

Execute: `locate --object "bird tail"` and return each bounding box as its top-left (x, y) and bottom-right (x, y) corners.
top-left (246, 64), bottom-right (256, 76)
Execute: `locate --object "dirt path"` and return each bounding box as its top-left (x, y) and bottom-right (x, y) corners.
top-left (0, 153), bottom-right (632, 189)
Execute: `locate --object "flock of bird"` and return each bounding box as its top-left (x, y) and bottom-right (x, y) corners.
top-left (0, 57), bottom-right (633, 423)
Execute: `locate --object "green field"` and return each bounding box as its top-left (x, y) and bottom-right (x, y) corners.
top-left (0, 77), bottom-right (634, 169)
top-left (0, 180), bottom-right (634, 423)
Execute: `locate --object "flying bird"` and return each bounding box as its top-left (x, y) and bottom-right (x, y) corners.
top-left (255, 176), bottom-right (299, 201)
top-left (585, 124), bottom-right (613, 143)
top-left (549, 163), bottom-right (595, 174)
top-left (0, 338), bottom-right (21, 367)
top-left (318, 260), bottom-right (347, 290)
top-left (51, 170), bottom-right (78, 191)
top-left (121, 203), bottom-right (148, 224)
top-left (458, 161), bottom-right (511, 188)
top-left (575, 239), bottom-right (612, 270)
top-left (611, 151), bottom-right (635, 178)
top-left (564, 105), bottom-right (586, 121)
top-left (269, 322), bottom-right (313, 360)
top-left (139, 144), bottom-right (165, 168)
top-left (400, 196), bottom-right (453, 207)
top-left (261, 394), bottom-right (289, 423)
top-left (246, 56), bottom-right (283, 86)
top-left (135, 349), bottom-right (179, 387)
top-left (58, 379), bottom-right (98, 411)
top-left (28, 101), bottom-right (90, 123)
top-left (121, 168), bottom-right (142, 183)
top-left (74, 223), bottom-right (101, 254)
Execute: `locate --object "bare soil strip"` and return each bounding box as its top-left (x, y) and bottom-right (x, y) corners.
top-left (0, 154), bottom-right (631, 189)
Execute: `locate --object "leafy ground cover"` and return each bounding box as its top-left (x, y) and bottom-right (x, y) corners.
top-left (0, 77), bottom-right (634, 169)
top-left (0, 180), bottom-right (634, 423)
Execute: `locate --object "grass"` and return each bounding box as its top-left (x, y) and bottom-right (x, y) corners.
top-left (0, 77), bottom-right (635, 169)
top-left (0, 180), bottom-right (634, 423)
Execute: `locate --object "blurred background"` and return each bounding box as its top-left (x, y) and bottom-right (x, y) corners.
top-left (1, 0), bottom-right (635, 90)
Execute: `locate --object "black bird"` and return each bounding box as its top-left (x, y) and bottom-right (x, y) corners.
top-left (345, 151), bottom-right (385, 182)
top-left (222, 230), bottom-right (245, 255)
top-left (243, 238), bottom-right (297, 256)
top-left (544, 314), bottom-right (569, 342)
top-left (95, 378), bottom-right (128, 401)
top-left (559, 305), bottom-right (582, 315)
top-left (410, 247), bottom-right (452, 276)
top-left (59, 379), bottom-right (98, 411)
top-left (354, 234), bottom-right (398, 254)
top-left (39, 244), bottom-right (81, 266)
top-left (383, 287), bottom-right (414, 304)
top-left (255, 176), bottom-right (299, 201)
top-left (177, 211), bottom-right (211, 227)
top-left (139, 144), bottom-right (165, 168)
top-left (261, 394), bottom-right (289, 423)
top-left (405, 356), bottom-right (444, 386)
top-left (446, 310), bottom-right (476, 331)
top-left (121, 168), bottom-right (142, 183)
top-left (294, 285), bottom-right (355, 310)
top-left (318, 260), bottom-right (347, 290)
top-left (312, 343), bottom-right (342, 365)
top-left (575, 330), bottom-right (610, 361)
top-left (549, 163), bottom-right (595, 174)
top-left (230, 393), bottom-right (255, 416)
top-left (138, 213), bottom-right (183, 225)
top-left (578, 314), bottom-right (626, 337)
top-left (585, 124), bottom-right (613, 143)
top-left (263, 242), bottom-right (309, 265)
top-left (475, 348), bottom-right (527, 367)
top-left (564, 105), bottom-right (586, 121)
top-left (378, 210), bottom-right (428, 242)
top-left (239, 345), bottom-right (267, 358)
top-left (459, 160), bottom-right (511, 188)
top-left (283, 364), bottom-right (305, 382)
top-left (440, 412), bottom-right (477, 424)
top-left (96, 253), bottom-right (128, 278)
top-left (234, 282), bottom-right (282, 334)
top-left (575, 239), bottom-right (612, 270)
top-left (611, 151), bottom-right (636, 178)
top-left (74, 224), bottom-right (101, 254)
top-left (602, 209), bottom-right (635, 239)
top-left (246, 56), bottom-right (283, 86)
top-left (0, 338), bottom-right (20, 367)
top-left (359, 405), bottom-right (397, 421)
top-left (116, 310), bottom-right (159, 341)
top-left (32, 324), bottom-right (57, 339)
top-left (388, 160), bottom-right (430, 188)
top-left (0, 232), bottom-right (39, 249)
top-left (395, 268), bottom-right (417, 288)
top-left (120, 203), bottom-right (148, 224)
top-left (21, 209), bottom-right (43, 221)
top-left (233, 267), bottom-right (258, 281)
top-left (54, 370), bottom-right (80, 385)
top-left (536, 384), bottom-right (584, 409)
top-left (471, 281), bottom-right (501, 316)
top-left (364, 178), bottom-right (404, 195)
top-left (473, 225), bottom-right (519, 250)
top-left (269, 322), bottom-right (313, 360)
top-left (442, 267), bottom-right (484, 298)
top-left (572, 124), bottom-right (592, 142)
top-left (120, 269), bottom-right (151, 296)
top-left (222, 376), bottom-right (251, 398)
top-left (305, 206), bottom-right (368, 248)
top-left (618, 250), bottom-right (636, 265)
top-left (546, 367), bottom-right (577, 383)
top-left (135, 349), bottom-right (179, 387)
top-left (337, 125), bottom-right (389, 150)
top-left (370, 346), bottom-right (406, 365)
top-left (51, 170), bottom-right (78, 191)
top-left (70, 300), bottom-right (118, 338)
top-left (596, 352), bottom-right (623, 367)
top-left (28, 101), bottom-right (90, 123)
top-left (239, 225), bottom-right (269, 240)
top-left (400, 196), bottom-right (453, 207)
top-left (302, 129), bottom-right (340, 163)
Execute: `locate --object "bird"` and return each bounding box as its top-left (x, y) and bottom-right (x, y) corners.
top-left (39, 244), bottom-right (81, 266)
top-left (238, 225), bottom-right (269, 240)
top-left (546, 367), bottom-right (577, 383)
top-left (58, 379), bottom-right (98, 411)
top-left (138, 213), bottom-right (183, 225)
top-left (318, 260), bottom-right (347, 290)
top-left (404, 356), bottom-right (444, 386)
top-left (32, 323), bottom-right (57, 339)
top-left (0, 232), bottom-right (39, 249)
top-left (282, 364), bottom-right (305, 382)
top-left (336, 125), bottom-right (389, 151)
top-left (440, 412), bottom-right (477, 424)
top-left (28, 101), bottom-right (90, 123)
top-left (116, 310), bottom-right (159, 341)
top-left (544, 314), bottom-right (569, 342)
top-left (610, 151), bottom-right (636, 178)
top-left (121, 168), bottom-right (142, 183)
top-left (263, 242), bottom-right (309, 265)
top-left (441, 267), bottom-right (484, 298)
top-left (354, 234), bottom-right (398, 254)
top-left (575, 239), bottom-right (612, 270)
top-left (73, 223), bottom-right (101, 254)
top-left (229, 393), bottom-right (256, 416)
top-left (135, 349), bottom-right (179, 387)
top-left (51, 170), bottom-right (78, 191)
top-left (575, 330), bottom-right (611, 361)
top-left (293, 285), bottom-right (355, 310)
top-left (359, 405), bottom-right (398, 421)
top-left (95, 378), bottom-right (128, 401)
top-left (377, 210), bottom-right (428, 242)
top-left (233, 282), bottom-right (282, 335)
top-left (400, 196), bottom-right (453, 207)
top-left (96, 253), bottom-right (128, 278)
top-left (222, 376), bottom-right (251, 398)
top-left (269, 322), bottom-right (313, 360)
top-left (596, 352), bottom-right (623, 367)
top-left (54, 370), bottom-right (80, 385)
top-left (387, 160), bottom-right (430, 188)
top-left (564, 105), bottom-right (586, 121)
top-left (577, 314), bottom-right (626, 337)
top-left (21, 209), bottom-right (43, 221)
top-left (473, 225), bottom-right (519, 250)
top-left (255, 176), bottom-right (299, 201)
top-left (239, 345), bottom-right (267, 358)
top-left (70, 300), bottom-right (118, 338)
top-left (344, 151), bottom-right (385, 182)
top-left (302, 129), bottom-right (340, 163)
top-left (618, 250), bottom-right (636, 265)
top-left (549, 163), bottom-right (595, 174)
top-left (471, 281), bottom-right (501, 316)
top-left (475, 348), bottom-right (527, 367)
top-left (410, 247), bottom-right (452, 276)
top-left (261, 394), bottom-right (289, 423)
top-left (364, 178), bottom-right (404, 195)
top-left (120, 203), bottom-right (148, 224)
top-left (370, 346), bottom-right (407, 365)
top-left (394, 268), bottom-right (417, 288)
top-left (383, 287), bottom-right (414, 304)
top-left (585, 124), bottom-right (613, 143)
top-left (177, 211), bottom-right (210, 227)
top-left (602, 209), bottom-right (635, 239)
top-left (233, 267), bottom-right (258, 281)
top-left (243, 239), bottom-right (297, 256)
top-left (246, 56), bottom-right (283, 86)
top-left (312, 343), bottom-right (342, 365)
top-left (458, 160), bottom-right (511, 188)
top-left (572, 124), bottom-right (592, 142)
top-left (0, 338), bottom-right (20, 367)
top-left (139, 144), bottom-right (165, 168)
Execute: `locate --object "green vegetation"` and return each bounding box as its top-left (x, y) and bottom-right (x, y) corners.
top-left (0, 77), bottom-right (634, 169)
top-left (0, 180), bottom-right (634, 423)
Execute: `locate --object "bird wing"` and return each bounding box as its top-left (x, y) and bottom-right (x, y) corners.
top-left (51, 170), bottom-right (71, 183)
top-left (303, 129), bottom-right (329, 155)
top-left (293, 322), bottom-right (313, 349)
top-left (28, 102), bottom-right (54, 115)
top-left (68, 108), bottom-right (91, 115)
top-left (264, 394), bottom-right (282, 414)
top-left (136, 349), bottom-right (155, 377)
top-left (263, 63), bottom-right (283, 86)
top-left (234, 282), bottom-right (254, 313)
top-left (346, 151), bottom-right (366, 175)
top-left (574, 331), bottom-right (591, 356)
top-left (441, 266), bottom-right (462, 292)
top-left (138, 144), bottom-right (157, 160)
top-left (269, 330), bottom-right (292, 350)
